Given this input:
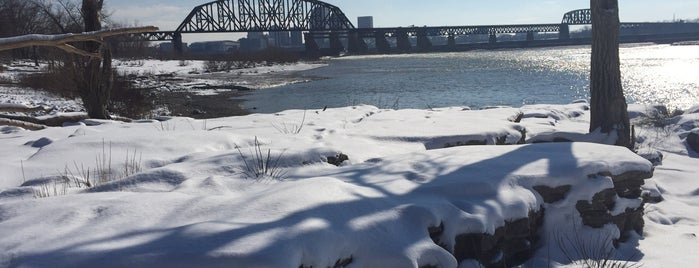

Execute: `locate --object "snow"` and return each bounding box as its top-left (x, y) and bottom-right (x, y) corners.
top-left (113, 59), bottom-right (326, 77)
top-left (1, 64), bottom-right (699, 267)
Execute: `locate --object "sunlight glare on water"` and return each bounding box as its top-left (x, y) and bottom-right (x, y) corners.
top-left (620, 45), bottom-right (699, 110)
top-left (241, 44), bottom-right (699, 113)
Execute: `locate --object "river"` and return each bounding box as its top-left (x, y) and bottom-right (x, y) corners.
top-left (238, 44), bottom-right (699, 113)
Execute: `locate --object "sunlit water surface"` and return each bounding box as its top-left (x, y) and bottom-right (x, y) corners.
top-left (240, 44), bottom-right (699, 113)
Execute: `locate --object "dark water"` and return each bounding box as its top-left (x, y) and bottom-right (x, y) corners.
top-left (239, 44), bottom-right (699, 113)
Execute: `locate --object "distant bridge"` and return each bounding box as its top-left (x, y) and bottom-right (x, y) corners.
top-left (138, 1), bottom-right (699, 54)
top-left (140, 0), bottom-right (353, 51)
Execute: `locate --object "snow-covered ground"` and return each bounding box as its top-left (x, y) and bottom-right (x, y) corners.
top-left (113, 59), bottom-right (327, 77)
top-left (1, 95), bottom-right (698, 267)
top-left (114, 59), bottom-right (327, 90)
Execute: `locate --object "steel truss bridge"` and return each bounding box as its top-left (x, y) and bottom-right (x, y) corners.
top-left (137, 3), bottom-right (699, 54)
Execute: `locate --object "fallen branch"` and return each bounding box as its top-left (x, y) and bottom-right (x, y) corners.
top-left (0, 26), bottom-right (159, 58)
top-left (0, 118), bottom-right (47, 131)
top-left (0, 113), bottom-right (87, 127)
top-left (0, 105), bottom-right (51, 114)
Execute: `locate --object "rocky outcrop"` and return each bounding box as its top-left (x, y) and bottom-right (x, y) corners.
top-left (576, 170), bottom-right (653, 243)
top-left (448, 209), bottom-right (545, 268)
top-left (576, 189), bottom-right (618, 228)
top-left (534, 185), bottom-right (572, 203)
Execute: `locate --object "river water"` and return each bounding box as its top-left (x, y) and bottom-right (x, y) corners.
top-left (239, 44), bottom-right (699, 113)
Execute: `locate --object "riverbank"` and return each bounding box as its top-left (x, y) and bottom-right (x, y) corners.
top-left (0, 60), bottom-right (328, 119)
top-left (116, 60), bottom-right (327, 118)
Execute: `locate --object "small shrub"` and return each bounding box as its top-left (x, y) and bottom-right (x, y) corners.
top-left (235, 137), bottom-right (287, 181)
top-left (633, 106), bottom-right (682, 154)
top-left (555, 228), bottom-right (641, 268)
top-left (50, 141), bottom-right (144, 193)
top-left (17, 64), bottom-right (78, 99)
top-left (273, 110), bottom-right (306, 134)
top-left (33, 179), bottom-right (68, 199)
top-left (109, 74), bottom-right (155, 119)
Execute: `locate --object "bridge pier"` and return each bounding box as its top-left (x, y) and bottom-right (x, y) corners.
top-left (304, 33), bottom-right (320, 56)
top-left (375, 31), bottom-right (391, 54)
top-left (172, 32), bottom-right (184, 55)
top-left (396, 30), bottom-right (411, 52)
top-left (527, 32), bottom-right (535, 41)
top-left (347, 31), bottom-right (368, 54)
top-left (329, 32), bottom-right (344, 55)
top-left (489, 34), bottom-right (497, 44)
top-left (416, 29), bottom-right (432, 51)
top-left (447, 34), bottom-right (456, 49)
top-left (559, 24), bottom-right (570, 40)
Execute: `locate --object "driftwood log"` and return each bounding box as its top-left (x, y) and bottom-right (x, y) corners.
top-left (0, 26), bottom-right (158, 58)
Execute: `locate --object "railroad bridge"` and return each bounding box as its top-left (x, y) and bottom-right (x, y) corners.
top-left (138, 1), bottom-right (699, 54)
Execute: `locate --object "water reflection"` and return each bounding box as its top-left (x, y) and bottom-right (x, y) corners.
top-left (241, 44), bottom-right (699, 113)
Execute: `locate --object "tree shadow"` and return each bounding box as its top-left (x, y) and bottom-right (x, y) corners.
top-left (11, 143), bottom-right (644, 267)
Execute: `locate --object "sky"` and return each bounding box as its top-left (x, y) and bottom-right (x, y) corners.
top-left (106, 0), bottom-right (699, 42)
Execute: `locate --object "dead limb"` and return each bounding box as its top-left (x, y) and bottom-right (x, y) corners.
top-left (0, 26), bottom-right (158, 58)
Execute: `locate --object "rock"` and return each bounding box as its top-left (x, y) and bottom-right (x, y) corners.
top-left (575, 188), bottom-right (617, 228)
top-left (327, 153), bottom-right (349, 166)
top-left (639, 150), bottom-right (664, 166)
top-left (603, 170), bottom-right (653, 199)
top-left (688, 129), bottom-right (699, 153)
top-left (24, 137), bottom-right (53, 148)
top-left (641, 180), bottom-right (664, 204)
top-left (533, 185), bottom-right (572, 203)
top-left (453, 208), bottom-right (544, 267)
top-left (612, 207), bottom-right (644, 242)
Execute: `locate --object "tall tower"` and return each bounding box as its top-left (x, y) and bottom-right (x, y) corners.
top-left (358, 16), bottom-right (374, 29)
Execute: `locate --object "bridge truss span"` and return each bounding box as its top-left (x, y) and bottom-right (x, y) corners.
top-left (562, 9), bottom-right (592, 25)
top-left (176, 0), bottom-right (354, 33)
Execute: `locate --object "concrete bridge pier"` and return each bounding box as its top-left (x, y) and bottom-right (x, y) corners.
top-left (489, 34), bottom-right (497, 44)
top-left (448, 34), bottom-right (456, 49)
top-left (416, 29), bottom-right (432, 51)
top-left (304, 33), bottom-right (320, 55)
top-left (527, 32), bottom-right (535, 41)
top-left (173, 32), bottom-right (184, 55)
top-left (396, 30), bottom-right (411, 52)
top-left (375, 31), bottom-right (391, 54)
top-left (347, 31), bottom-right (368, 54)
top-left (559, 24), bottom-right (570, 40)
top-left (329, 32), bottom-right (344, 55)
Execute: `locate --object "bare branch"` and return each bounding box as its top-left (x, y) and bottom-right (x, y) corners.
top-left (0, 26), bottom-right (158, 57)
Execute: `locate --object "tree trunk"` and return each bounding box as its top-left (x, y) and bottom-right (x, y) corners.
top-left (79, 0), bottom-right (112, 119)
top-left (589, 0), bottom-right (631, 149)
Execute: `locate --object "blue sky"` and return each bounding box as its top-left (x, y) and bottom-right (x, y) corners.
top-left (107, 0), bottom-right (699, 41)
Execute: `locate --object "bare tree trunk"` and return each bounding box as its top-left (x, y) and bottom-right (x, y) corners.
top-left (589, 0), bottom-right (631, 149)
top-left (79, 0), bottom-right (112, 119)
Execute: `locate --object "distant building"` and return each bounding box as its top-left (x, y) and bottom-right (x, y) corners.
top-left (358, 16), bottom-right (374, 29)
top-left (241, 32), bottom-right (269, 51)
top-left (158, 42), bottom-right (187, 54)
top-left (188, 41), bottom-right (239, 54)
top-left (247, 32), bottom-right (264, 39)
top-left (270, 29), bottom-right (291, 47)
